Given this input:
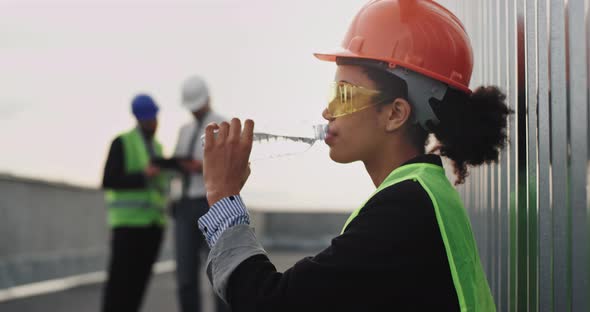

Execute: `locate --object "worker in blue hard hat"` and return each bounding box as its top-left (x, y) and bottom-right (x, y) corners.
top-left (100, 94), bottom-right (168, 312)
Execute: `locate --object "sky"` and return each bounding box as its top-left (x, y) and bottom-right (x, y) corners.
top-left (0, 0), bottom-right (457, 211)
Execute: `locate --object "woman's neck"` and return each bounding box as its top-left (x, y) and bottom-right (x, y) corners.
top-left (363, 144), bottom-right (422, 188)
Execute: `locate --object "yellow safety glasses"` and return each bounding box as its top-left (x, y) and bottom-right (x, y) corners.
top-left (326, 81), bottom-right (385, 118)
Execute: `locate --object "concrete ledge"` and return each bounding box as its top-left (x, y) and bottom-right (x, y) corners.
top-left (0, 173), bottom-right (349, 289)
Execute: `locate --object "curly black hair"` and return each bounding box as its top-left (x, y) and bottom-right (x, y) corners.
top-left (429, 86), bottom-right (512, 184)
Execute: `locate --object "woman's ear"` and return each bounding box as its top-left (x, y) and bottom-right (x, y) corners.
top-left (382, 98), bottom-right (412, 132)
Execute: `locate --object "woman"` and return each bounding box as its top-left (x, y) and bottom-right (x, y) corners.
top-left (200, 0), bottom-right (511, 311)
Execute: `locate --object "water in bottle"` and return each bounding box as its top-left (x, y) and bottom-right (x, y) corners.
top-left (201, 124), bottom-right (328, 161)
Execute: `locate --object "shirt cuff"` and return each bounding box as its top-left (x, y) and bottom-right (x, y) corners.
top-left (198, 195), bottom-right (250, 248)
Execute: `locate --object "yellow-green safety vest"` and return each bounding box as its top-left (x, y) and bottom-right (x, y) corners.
top-left (105, 128), bottom-right (167, 228)
top-left (342, 162), bottom-right (495, 312)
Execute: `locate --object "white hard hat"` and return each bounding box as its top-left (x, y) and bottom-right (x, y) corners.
top-left (182, 75), bottom-right (209, 111)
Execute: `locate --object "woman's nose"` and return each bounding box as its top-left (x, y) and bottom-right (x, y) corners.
top-left (322, 108), bottom-right (335, 121)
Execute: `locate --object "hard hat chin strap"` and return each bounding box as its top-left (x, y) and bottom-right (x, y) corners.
top-left (387, 66), bottom-right (447, 132)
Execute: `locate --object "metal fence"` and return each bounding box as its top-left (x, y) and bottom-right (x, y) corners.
top-left (438, 0), bottom-right (590, 311)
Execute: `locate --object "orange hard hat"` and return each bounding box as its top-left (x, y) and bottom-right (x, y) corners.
top-left (315, 0), bottom-right (473, 94)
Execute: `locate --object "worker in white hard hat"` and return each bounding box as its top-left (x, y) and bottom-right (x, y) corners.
top-left (170, 76), bottom-right (229, 312)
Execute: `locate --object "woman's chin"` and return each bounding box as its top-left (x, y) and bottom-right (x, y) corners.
top-left (329, 148), bottom-right (356, 164)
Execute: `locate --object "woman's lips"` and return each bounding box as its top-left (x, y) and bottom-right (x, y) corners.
top-left (324, 131), bottom-right (337, 145)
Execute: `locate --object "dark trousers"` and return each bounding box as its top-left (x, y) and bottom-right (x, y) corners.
top-left (101, 225), bottom-right (164, 312)
top-left (174, 197), bottom-right (230, 312)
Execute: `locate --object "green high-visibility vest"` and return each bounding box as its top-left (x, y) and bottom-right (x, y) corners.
top-left (342, 162), bottom-right (495, 312)
top-left (105, 128), bottom-right (167, 228)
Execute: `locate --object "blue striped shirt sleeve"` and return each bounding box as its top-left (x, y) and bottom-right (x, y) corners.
top-left (198, 195), bottom-right (250, 248)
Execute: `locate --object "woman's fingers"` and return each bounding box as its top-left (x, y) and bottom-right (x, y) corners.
top-left (216, 121), bottom-right (230, 145)
top-left (242, 119), bottom-right (255, 156)
top-left (228, 118), bottom-right (242, 145)
top-left (204, 123), bottom-right (219, 150)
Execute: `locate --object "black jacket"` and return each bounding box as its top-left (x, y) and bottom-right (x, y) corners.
top-left (227, 155), bottom-right (460, 311)
top-left (102, 137), bottom-right (147, 190)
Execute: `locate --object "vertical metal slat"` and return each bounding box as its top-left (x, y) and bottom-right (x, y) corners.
top-left (549, 0), bottom-right (570, 310)
top-left (525, 0), bottom-right (540, 310)
top-left (537, 0), bottom-right (553, 309)
top-left (567, 0), bottom-right (589, 310)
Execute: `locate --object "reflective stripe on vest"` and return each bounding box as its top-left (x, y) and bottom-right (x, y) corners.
top-left (342, 162), bottom-right (496, 312)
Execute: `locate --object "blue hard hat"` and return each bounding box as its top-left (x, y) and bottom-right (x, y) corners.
top-left (131, 94), bottom-right (159, 120)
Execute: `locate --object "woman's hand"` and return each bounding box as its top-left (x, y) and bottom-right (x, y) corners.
top-left (203, 118), bottom-right (254, 206)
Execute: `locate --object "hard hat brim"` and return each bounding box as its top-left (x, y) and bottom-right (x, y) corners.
top-left (314, 49), bottom-right (351, 62)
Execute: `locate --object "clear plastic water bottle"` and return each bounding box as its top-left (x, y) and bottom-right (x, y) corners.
top-left (201, 124), bottom-right (328, 161)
